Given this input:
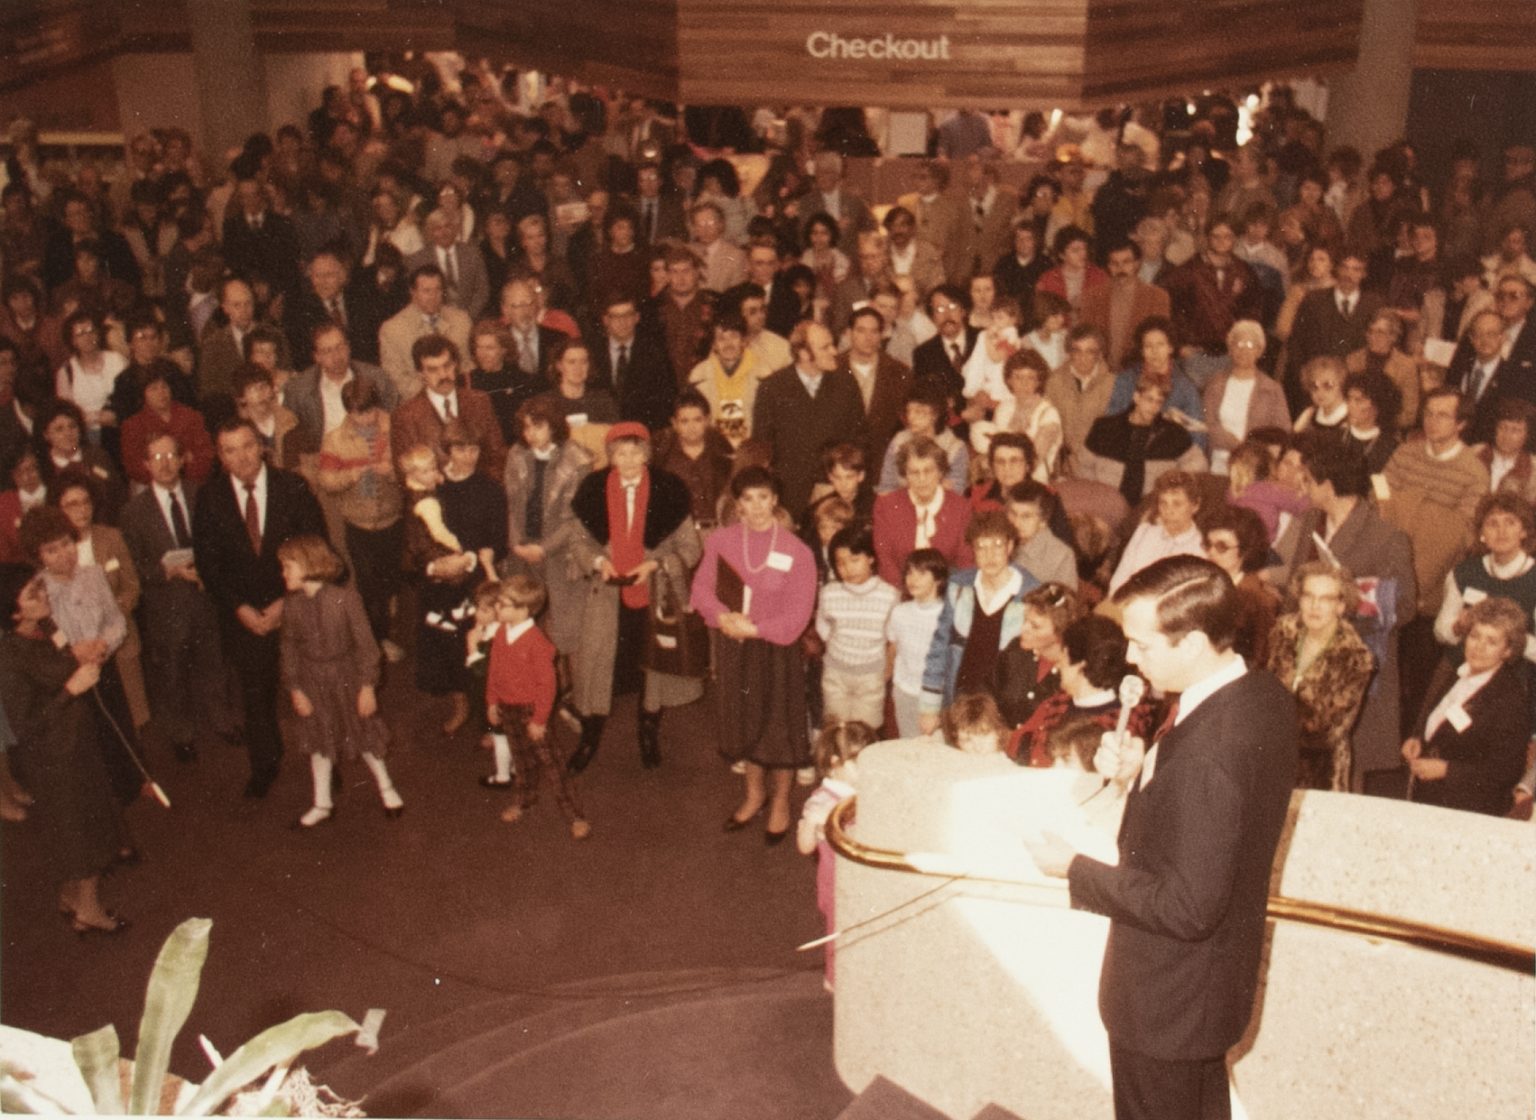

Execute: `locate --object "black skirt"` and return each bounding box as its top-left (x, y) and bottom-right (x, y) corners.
top-left (713, 633), bottom-right (809, 769)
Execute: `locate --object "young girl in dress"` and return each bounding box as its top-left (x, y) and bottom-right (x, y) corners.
top-left (797, 718), bottom-right (879, 991)
top-left (278, 535), bottom-right (404, 828)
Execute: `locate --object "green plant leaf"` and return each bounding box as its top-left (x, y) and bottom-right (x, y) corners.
top-left (175, 1012), bottom-right (360, 1118)
top-left (130, 918), bottom-right (212, 1115)
top-left (71, 1024), bottom-right (123, 1114)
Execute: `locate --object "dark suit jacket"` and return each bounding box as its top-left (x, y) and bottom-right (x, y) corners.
top-left (283, 280), bottom-right (387, 366)
top-left (911, 329), bottom-right (979, 406)
top-left (390, 389), bottom-right (507, 480)
top-left (1412, 660), bottom-right (1528, 816)
top-left (1069, 668), bottom-right (1298, 1061)
top-left (192, 466), bottom-right (326, 620)
top-left (405, 243), bottom-right (490, 319)
top-left (220, 210), bottom-right (302, 298)
top-left (1284, 288), bottom-right (1385, 392)
top-left (588, 331), bottom-right (676, 430)
top-left (122, 481), bottom-right (221, 644)
top-left (632, 193), bottom-right (688, 247)
top-left (837, 352), bottom-right (913, 472)
top-left (752, 367), bottom-right (869, 521)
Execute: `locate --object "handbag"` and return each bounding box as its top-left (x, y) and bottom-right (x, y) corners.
top-left (642, 577), bottom-right (710, 679)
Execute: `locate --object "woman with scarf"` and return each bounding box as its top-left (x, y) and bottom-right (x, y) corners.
top-left (567, 422), bottom-right (702, 773)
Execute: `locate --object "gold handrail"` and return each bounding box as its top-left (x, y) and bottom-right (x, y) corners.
top-left (825, 797), bottom-right (1535, 974)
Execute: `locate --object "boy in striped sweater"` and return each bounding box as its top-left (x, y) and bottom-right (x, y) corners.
top-left (816, 525), bottom-right (900, 731)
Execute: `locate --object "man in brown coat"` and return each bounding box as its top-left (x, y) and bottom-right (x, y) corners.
top-left (390, 334), bottom-right (506, 480)
top-left (1079, 240), bottom-right (1171, 370)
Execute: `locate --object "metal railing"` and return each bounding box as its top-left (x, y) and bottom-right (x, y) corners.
top-left (825, 797), bottom-right (1535, 974)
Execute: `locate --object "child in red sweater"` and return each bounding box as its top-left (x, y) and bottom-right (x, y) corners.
top-left (486, 574), bottom-right (591, 839)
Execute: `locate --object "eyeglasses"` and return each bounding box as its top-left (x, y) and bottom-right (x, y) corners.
top-left (1496, 290), bottom-right (1527, 301)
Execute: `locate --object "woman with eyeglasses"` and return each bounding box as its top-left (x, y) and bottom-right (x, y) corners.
top-left (54, 310), bottom-right (127, 454)
top-left (1265, 560), bottom-right (1374, 791)
top-left (1202, 505), bottom-right (1280, 664)
top-left (1201, 320), bottom-right (1291, 475)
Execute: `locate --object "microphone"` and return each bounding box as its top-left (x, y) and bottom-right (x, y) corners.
top-left (1114, 674), bottom-right (1147, 747)
top-left (1088, 674), bottom-right (1147, 794)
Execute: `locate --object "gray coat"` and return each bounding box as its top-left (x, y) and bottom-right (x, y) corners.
top-left (286, 362), bottom-right (398, 456)
top-left (502, 439), bottom-right (592, 655)
top-left (568, 467), bottom-right (703, 716)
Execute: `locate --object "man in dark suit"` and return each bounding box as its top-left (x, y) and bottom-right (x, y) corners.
top-left (911, 283), bottom-right (978, 408)
top-left (193, 418), bottom-right (327, 797)
top-left (1282, 253), bottom-right (1383, 414)
top-left (752, 321), bottom-right (868, 521)
top-left (840, 306), bottom-right (913, 472)
top-left (1451, 310), bottom-right (1524, 445)
top-left (499, 276), bottom-right (568, 383)
top-left (588, 294), bottom-right (675, 430)
top-left (221, 174), bottom-right (302, 301)
top-left (390, 333), bottom-right (506, 480)
top-left (1030, 556), bottom-right (1298, 1120)
top-left (121, 431), bottom-right (231, 762)
top-left (283, 249), bottom-right (384, 365)
top-left (631, 163), bottom-right (688, 246)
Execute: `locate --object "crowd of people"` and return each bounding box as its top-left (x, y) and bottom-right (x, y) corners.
top-left (1, 61), bottom-right (1534, 937)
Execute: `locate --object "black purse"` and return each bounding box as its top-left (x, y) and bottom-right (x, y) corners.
top-left (642, 578), bottom-right (710, 679)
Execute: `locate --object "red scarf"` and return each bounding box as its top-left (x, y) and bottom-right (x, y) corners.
top-left (606, 468), bottom-right (651, 609)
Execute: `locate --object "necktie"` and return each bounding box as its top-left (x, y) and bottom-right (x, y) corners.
top-left (426, 314), bottom-right (440, 333)
top-left (1340, 294), bottom-right (1355, 318)
top-left (617, 344), bottom-right (630, 384)
top-left (328, 296), bottom-right (346, 329)
top-left (644, 200), bottom-right (656, 239)
top-left (518, 332), bottom-right (537, 374)
top-left (169, 493), bottom-right (191, 549)
top-left (443, 395), bottom-right (456, 421)
top-left (1137, 698), bottom-right (1179, 791)
top-left (949, 341), bottom-right (962, 367)
top-left (243, 484), bottom-right (261, 554)
top-left (1469, 362), bottom-right (1493, 401)
top-left (444, 247), bottom-right (459, 290)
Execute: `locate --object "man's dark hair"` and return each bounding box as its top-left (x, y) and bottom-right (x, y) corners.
top-left (1298, 437), bottom-right (1370, 499)
top-left (1062, 615), bottom-right (1131, 691)
top-left (828, 524), bottom-right (876, 563)
top-left (411, 333), bottom-right (460, 370)
top-left (1112, 555), bottom-right (1238, 652)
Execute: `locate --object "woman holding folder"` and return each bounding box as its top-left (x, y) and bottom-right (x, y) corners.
top-left (691, 466), bottom-right (817, 844)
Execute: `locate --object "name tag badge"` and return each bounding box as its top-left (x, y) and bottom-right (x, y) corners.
top-left (766, 551), bottom-right (793, 572)
top-left (1446, 705), bottom-right (1472, 734)
top-left (104, 557), bottom-right (120, 573)
top-left (1461, 587), bottom-right (1488, 605)
top-left (567, 412), bottom-right (589, 428)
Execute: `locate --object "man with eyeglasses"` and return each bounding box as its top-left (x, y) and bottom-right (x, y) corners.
top-left (911, 283), bottom-right (977, 408)
top-left (121, 433), bottom-right (232, 764)
top-left (587, 294), bottom-right (674, 430)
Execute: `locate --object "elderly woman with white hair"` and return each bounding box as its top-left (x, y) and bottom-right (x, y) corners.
top-left (1200, 319), bottom-right (1292, 475)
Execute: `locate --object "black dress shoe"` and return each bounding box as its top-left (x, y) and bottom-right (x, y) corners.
top-left (172, 741), bottom-right (197, 763)
top-left (479, 775), bottom-right (514, 789)
top-left (764, 827), bottom-right (789, 847)
top-left (566, 739), bottom-right (599, 774)
top-left (722, 805), bottom-right (764, 833)
top-left (383, 805), bottom-right (404, 819)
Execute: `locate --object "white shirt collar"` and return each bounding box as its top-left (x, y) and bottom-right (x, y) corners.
top-left (974, 565), bottom-right (1024, 615)
top-left (427, 387), bottom-right (458, 416)
top-left (1173, 654), bottom-right (1247, 726)
top-left (1426, 439), bottom-right (1466, 463)
top-left (501, 618), bottom-right (535, 645)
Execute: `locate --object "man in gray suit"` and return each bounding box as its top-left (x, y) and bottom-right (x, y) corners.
top-left (120, 431), bottom-right (231, 762)
top-left (406, 209), bottom-right (489, 319)
top-left (286, 320), bottom-right (399, 455)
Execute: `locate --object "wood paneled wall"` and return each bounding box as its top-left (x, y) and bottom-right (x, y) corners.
top-left (1414, 0), bottom-right (1536, 72)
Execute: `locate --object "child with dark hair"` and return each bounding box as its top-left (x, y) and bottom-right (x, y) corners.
top-left (940, 691), bottom-right (1010, 754)
top-left (797, 718), bottom-right (879, 991)
top-left (885, 548), bottom-right (948, 737)
top-left (816, 524), bottom-right (900, 729)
